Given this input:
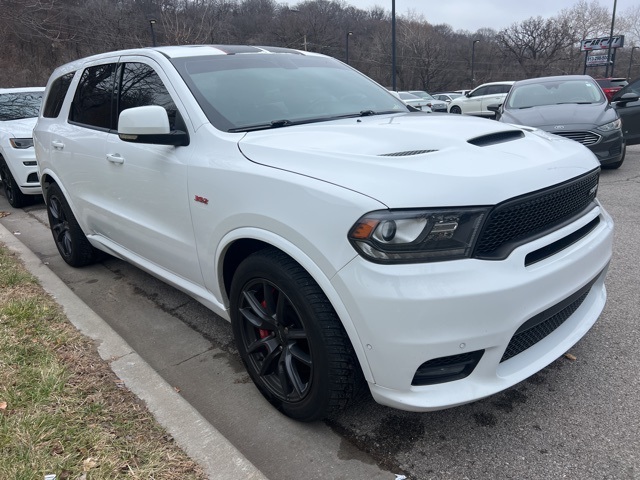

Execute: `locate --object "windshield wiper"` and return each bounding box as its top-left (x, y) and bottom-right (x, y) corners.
top-left (229, 119), bottom-right (295, 132)
top-left (556, 102), bottom-right (595, 105)
top-left (228, 110), bottom-right (401, 132)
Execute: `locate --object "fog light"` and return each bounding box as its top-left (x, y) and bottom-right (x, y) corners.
top-left (411, 350), bottom-right (484, 386)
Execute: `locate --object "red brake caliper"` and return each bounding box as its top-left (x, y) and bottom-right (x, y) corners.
top-left (259, 300), bottom-right (270, 339)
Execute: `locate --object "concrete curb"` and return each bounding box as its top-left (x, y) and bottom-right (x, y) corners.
top-left (0, 222), bottom-right (268, 480)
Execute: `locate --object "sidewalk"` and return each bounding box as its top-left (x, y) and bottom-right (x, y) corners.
top-left (0, 220), bottom-right (268, 480)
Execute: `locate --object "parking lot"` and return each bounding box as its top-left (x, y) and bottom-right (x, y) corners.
top-left (1, 146), bottom-right (639, 480)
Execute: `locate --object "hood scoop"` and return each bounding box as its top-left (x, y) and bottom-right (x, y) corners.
top-left (379, 149), bottom-right (438, 157)
top-left (468, 130), bottom-right (524, 147)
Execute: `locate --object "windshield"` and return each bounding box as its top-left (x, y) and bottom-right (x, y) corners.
top-left (506, 80), bottom-right (605, 109)
top-left (0, 91), bottom-right (43, 121)
top-left (171, 53), bottom-right (409, 132)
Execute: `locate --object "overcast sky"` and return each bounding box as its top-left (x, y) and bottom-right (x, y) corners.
top-left (288, 0), bottom-right (635, 33)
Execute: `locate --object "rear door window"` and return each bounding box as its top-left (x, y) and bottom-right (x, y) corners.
top-left (69, 64), bottom-right (117, 130)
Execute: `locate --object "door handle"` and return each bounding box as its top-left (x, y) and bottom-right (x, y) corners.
top-left (51, 140), bottom-right (64, 149)
top-left (106, 153), bottom-right (125, 164)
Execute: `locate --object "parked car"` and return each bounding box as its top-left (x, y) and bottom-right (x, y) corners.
top-left (0, 87), bottom-right (44, 207)
top-left (448, 81), bottom-right (514, 117)
top-left (431, 92), bottom-right (463, 103)
top-left (395, 91), bottom-right (431, 111)
top-left (406, 91), bottom-right (448, 112)
top-left (595, 77), bottom-right (628, 102)
top-left (35, 45), bottom-right (613, 422)
top-left (611, 77), bottom-right (640, 145)
top-left (490, 75), bottom-right (625, 169)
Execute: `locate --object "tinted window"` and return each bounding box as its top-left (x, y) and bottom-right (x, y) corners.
top-left (43, 73), bottom-right (75, 118)
top-left (471, 87), bottom-right (488, 97)
top-left (0, 91), bottom-right (43, 121)
top-left (118, 62), bottom-right (178, 129)
top-left (617, 78), bottom-right (640, 97)
top-left (70, 64), bottom-right (116, 129)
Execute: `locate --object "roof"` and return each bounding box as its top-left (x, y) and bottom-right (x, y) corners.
top-left (0, 87), bottom-right (45, 94)
top-left (511, 75), bottom-right (594, 87)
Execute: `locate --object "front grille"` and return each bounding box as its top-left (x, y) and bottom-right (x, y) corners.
top-left (500, 272), bottom-right (600, 362)
top-left (553, 131), bottom-right (601, 146)
top-left (474, 168), bottom-right (599, 259)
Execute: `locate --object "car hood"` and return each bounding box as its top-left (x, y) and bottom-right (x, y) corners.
top-left (500, 103), bottom-right (616, 130)
top-left (0, 117), bottom-right (38, 137)
top-left (237, 113), bottom-right (599, 208)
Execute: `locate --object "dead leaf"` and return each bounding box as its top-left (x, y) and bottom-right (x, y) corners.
top-left (0, 211), bottom-right (9, 218)
top-left (0, 401), bottom-right (7, 410)
top-left (82, 457), bottom-right (98, 471)
top-left (564, 353), bottom-right (577, 361)
top-left (174, 386), bottom-right (181, 393)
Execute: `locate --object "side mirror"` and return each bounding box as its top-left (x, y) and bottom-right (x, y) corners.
top-left (118, 105), bottom-right (189, 147)
top-left (612, 92), bottom-right (640, 105)
top-left (487, 104), bottom-right (501, 113)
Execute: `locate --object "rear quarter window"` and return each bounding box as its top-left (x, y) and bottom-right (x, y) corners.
top-left (43, 72), bottom-right (75, 118)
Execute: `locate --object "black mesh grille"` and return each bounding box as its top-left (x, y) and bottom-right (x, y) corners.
top-left (474, 168), bottom-right (599, 258)
top-left (500, 272), bottom-right (600, 362)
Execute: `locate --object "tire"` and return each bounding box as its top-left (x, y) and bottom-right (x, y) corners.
top-left (230, 248), bottom-right (362, 422)
top-left (45, 182), bottom-right (102, 267)
top-left (450, 105), bottom-right (462, 114)
top-left (0, 158), bottom-right (31, 208)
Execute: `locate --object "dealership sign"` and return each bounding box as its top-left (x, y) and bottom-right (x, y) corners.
top-left (580, 36), bottom-right (624, 51)
top-left (586, 54), bottom-right (612, 66)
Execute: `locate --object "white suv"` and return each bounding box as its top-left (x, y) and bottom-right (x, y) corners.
top-left (34, 46), bottom-right (613, 421)
top-left (448, 81), bottom-right (515, 117)
top-left (0, 87), bottom-right (44, 207)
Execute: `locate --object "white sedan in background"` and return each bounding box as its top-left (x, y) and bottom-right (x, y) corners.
top-left (448, 81), bottom-right (514, 117)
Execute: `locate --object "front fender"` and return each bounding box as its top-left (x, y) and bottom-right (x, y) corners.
top-left (215, 227), bottom-right (374, 383)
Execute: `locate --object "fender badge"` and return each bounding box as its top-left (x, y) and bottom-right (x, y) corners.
top-left (194, 195), bottom-right (209, 205)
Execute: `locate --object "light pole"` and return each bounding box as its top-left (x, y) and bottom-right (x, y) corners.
top-left (604, 0), bottom-right (617, 77)
top-left (628, 46), bottom-right (639, 80)
top-left (391, 0), bottom-right (396, 91)
top-left (346, 31), bottom-right (353, 64)
top-left (471, 39), bottom-right (480, 86)
top-left (148, 17), bottom-right (157, 47)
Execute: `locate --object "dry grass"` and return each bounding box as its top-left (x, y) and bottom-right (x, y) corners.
top-left (0, 245), bottom-right (207, 479)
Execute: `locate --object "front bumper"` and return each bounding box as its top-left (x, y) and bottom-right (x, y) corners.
top-left (332, 203), bottom-right (613, 411)
top-left (587, 129), bottom-right (625, 166)
top-left (3, 146), bottom-right (41, 194)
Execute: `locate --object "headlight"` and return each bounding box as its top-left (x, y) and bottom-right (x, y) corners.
top-left (348, 208), bottom-right (489, 264)
top-left (9, 138), bottom-right (34, 149)
top-left (597, 119), bottom-right (621, 132)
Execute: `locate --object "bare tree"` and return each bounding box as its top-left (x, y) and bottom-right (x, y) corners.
top-left (497, 16), bottom-right (577, 77)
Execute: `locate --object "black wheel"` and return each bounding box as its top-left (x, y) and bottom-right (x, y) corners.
top-left (230, 248), bottom-right (362, 422)
top-left (0, 158), bottom-right (31, 208)
top-left (45, 182), bottom-right (102, 267)
top-left (450, 105), bottom-right (462, 114)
